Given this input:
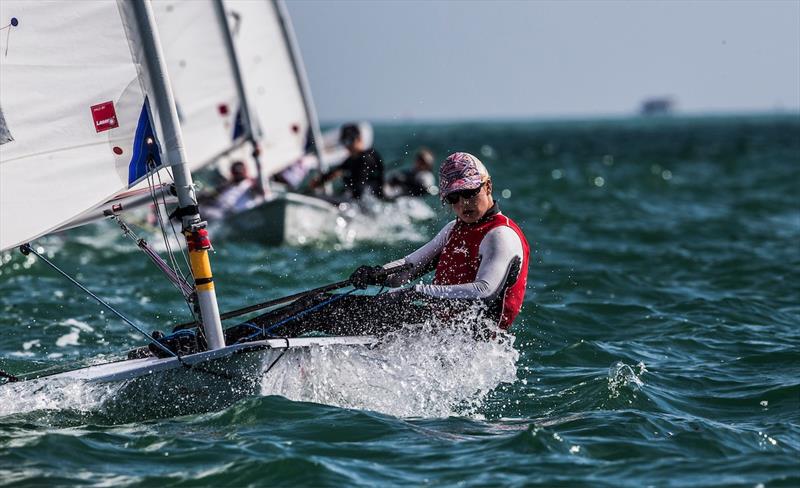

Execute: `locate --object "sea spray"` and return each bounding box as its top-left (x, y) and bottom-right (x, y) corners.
top-left (0, 377), bottom-right (122, 419)
top-left (259, 321), bottom-right (519, 418)
top-left (607, 360), bottom-right (646, 399)
top-left (333, 196), bottom-right (437, 248)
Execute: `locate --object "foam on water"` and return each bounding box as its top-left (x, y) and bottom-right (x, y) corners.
top-left (607, 360), bottom-right (646, 398)
top-left (327, 196), bottom-right (437, 248)
top-left (260, 322), bottom-right (519, 418)
top-left (0, 377), bottom-right (123, 418)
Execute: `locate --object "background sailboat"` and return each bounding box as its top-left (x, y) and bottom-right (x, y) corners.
top-left (214, 0), bottom-right (424, 247)
top-left (48, 0), bottom-right (427, 248)
top-left (152, 0), bottom-right (245, 174)
top-left (0, 0), bottom-right (378, 408)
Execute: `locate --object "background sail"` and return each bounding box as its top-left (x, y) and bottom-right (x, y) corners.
top-left (151, 0), bottom-right (241, 173)
top-left (223, 0), bottom-right (311, 177)
top-left (0, 1), bottom-right (170, 251)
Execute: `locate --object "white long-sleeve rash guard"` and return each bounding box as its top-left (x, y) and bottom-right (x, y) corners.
top-left (383, 219), bottom-right (524, 301)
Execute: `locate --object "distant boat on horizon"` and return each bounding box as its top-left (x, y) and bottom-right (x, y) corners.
top-left (640, 97), bottom-right (675, 116)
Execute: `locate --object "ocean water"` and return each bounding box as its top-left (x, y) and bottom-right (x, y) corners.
top-left (1, 114), bottom-right (798, 486)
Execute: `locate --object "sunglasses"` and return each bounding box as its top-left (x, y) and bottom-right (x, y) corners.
top-left (444, 183), bottom-right (484, 204)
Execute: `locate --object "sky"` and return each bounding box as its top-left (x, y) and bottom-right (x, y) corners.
top-left (285, 0), bottom-right (800, 122)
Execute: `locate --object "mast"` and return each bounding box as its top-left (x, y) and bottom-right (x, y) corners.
top-left (130, 0), bottom-right (226, 350)
top-left (213, 0), bottom-right (267, 196)
top-left (272, 0), bottom-right (330, 194)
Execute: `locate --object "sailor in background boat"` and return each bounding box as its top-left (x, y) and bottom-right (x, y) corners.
top-left (349, 152), bottom-right (531, 334)
top-left (309, 123), bottom-right (385, 201)
top-left (384, 147), bottom-right (437, 198)
top-left (200, 161), bottom-right (264, 220)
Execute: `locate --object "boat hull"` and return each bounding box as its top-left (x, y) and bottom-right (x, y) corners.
top-left (223, 192), bottom-right (342, 246)
top-left (23, 336), bottom-right (377, 420)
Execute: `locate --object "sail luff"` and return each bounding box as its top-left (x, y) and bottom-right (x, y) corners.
top-left (128, 0), bottom-right (225, 350)
top-left (272, 0), bottom-right (327, 177)
top-left (222, 0), bottom-right (312, 178)
top-left (212, 0), bottom-right (267, 195)
top-left (126, 0), bottom-right (190, 210)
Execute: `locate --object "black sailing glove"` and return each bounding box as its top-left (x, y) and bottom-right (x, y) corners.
top-left (349, 265), bottom-right (387, 289)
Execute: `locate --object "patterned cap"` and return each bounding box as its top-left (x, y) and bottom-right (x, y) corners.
top-left (438, 152), bottom-right (489, 200)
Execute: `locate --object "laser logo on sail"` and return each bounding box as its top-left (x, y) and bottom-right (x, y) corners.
top-left (90, 101), bottom-right (119, 133)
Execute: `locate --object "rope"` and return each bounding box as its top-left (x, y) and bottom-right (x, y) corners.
top-left (148, 165), bottom-right (183, 287)
top-left (261, 289), bottom-right (356, 336)
top-left (263, 338), bottom-right (291, 375)
top-left (158, 165), bottom-right (194, 284)
top-left (20, 244), bottom-right (178, 359)
top-left (17, 240), bottom-right (230, 382)
top-left (145, 162), bottom-right (197, 322)
top-left (234, 289), bottom-right (356, 344)
top-left (113, 216), bottom-right (194, 300)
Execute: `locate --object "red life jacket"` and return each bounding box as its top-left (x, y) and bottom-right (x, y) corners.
top-left (433, 208), bottom-right (530, 329)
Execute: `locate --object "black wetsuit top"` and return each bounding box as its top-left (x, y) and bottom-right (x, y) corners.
top-left (337, 148), bottom-right (385, 200)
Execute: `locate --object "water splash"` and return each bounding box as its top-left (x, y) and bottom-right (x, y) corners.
top-left (1, 320), bottom-right (519, 422)
top-left (607, 361), bottom-right (646, 398)
top-left (334, 196), bottom-right (437, 247)
top-left (0, 377), bottom-right (123, 418)
top-left (260, 322), bottom-right (519, 418)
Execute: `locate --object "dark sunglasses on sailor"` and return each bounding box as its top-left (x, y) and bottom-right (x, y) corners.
top-left (445, 183), bottom-right (484, 204)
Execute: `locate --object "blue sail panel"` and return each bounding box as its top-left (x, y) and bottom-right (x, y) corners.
top-left (128, 99), bottom-right (163, 186)
top-left (232, 105), bottom-right (245, 141)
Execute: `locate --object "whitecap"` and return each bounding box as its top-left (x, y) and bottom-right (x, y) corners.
top-left (260, 319), bottom-right (519, 418)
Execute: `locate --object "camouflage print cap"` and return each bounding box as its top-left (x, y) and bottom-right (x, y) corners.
top-left (438, 152), bottom-right (489, 201)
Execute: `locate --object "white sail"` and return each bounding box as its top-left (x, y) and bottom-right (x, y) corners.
top-left (222, 0), bottom-right (311, 177)
top-left (38, 0), bottom-right (245, 236)
top-left (151, 0), bottom-right (241, 173)
top-left (0, 1), bottom-right (172, 251)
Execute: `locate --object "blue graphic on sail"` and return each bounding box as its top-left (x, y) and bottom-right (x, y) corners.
top-left (128, 98), bottom-right (163, 186)
top-left (232, 105), bottom-right (245, 141)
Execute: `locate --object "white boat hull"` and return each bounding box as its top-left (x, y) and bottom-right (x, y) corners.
top-left (10, 336), bottom-right (378, 420)
top-left (222, 191), bottom-right (343, 246)
top-left (48, 335), bottom-right (377, 384)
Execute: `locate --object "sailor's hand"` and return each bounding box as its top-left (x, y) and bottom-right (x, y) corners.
top-left (349, 265), bottom-right (386, 289)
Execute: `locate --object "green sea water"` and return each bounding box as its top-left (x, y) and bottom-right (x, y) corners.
top-left (1, 114), bottom-right (798, 486)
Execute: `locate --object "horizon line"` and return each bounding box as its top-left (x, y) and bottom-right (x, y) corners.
top-left (319, 108), bottom-right (800, 127)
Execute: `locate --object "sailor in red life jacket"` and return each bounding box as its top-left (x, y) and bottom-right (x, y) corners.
top-left (350, 152), bottom-right (530, 332)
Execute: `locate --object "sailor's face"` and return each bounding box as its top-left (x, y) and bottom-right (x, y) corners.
top-left (450, 181), bottom-right (493, 224)
top-left (345, 136), bottom-right (364, 155)
top-left (231, 164), bottom-right (248, 183)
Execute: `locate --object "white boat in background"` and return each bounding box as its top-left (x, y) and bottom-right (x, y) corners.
top-left (109, 0), bottom-right (392, 246)
top-left (48, 0), bottom-right (430, 247)
top-left (0, 0), bottom-right (376, 397)
top-left (151, 0), bottom-right (245, 174)
top-left (214, 0), bottom-right (383, 246)
top-left (208, 1), bottom-right (431, 247)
